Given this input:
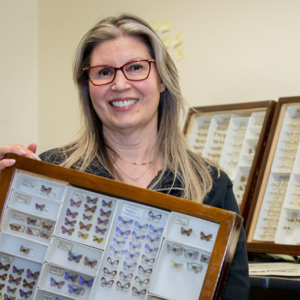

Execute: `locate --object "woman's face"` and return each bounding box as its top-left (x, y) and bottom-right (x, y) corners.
top-left (88, 36), bottom-right (165, 134)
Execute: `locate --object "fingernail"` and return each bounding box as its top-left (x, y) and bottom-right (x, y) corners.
top-left (31, 153), bottom-right (41, 161)
top-left (19, 149), bottom-right (27, 155)
top-left (8, 159), bottom-right (16, 165)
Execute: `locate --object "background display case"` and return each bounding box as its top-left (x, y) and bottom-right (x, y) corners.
top-left (183, 101), bottom-right (276, 224)
top-left (245, 96), bottom-right (300, 256)
top-left (0, 155), bottom-right (242, 300)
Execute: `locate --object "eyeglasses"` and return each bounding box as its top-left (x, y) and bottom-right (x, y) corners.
top-left (83, 59), bottom-right (155, 86)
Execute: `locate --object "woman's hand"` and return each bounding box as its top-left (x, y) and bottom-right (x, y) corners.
top-left (0, 143), bottom-right (41, 171)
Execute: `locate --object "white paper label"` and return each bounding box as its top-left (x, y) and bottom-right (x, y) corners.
top-left (121, 204), bottom-right (144, 221)
top-left (73, 191), bottom-right (86, 200)
top-left (50, 266), bottom-right (64, 276)
top-left (17, 194), bottom-right (31, 204)
top-left (58, 242), bottom-right (73, 252)
top-left (0, 253), bottom-right (14, 263)
top-left (12, 211), bottom-right (26, 222)
top-left (22, 179), bottom-right (35, 187)
top-left (174, 216), bottom-right (189, 226)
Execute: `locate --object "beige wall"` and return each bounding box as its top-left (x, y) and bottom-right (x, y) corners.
top-left (1, 0), bottom-right (300, 154)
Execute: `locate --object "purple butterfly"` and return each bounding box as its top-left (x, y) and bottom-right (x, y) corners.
top-left (79, 275), bottom-right (94, 287)
top-left (100, 209), bottom-right (112, 218)
top-left (145, 244), bottom-right (159, 256)
top-left (118, 216), bottom-right (133, 228)
top-left (61, 226), bottom-right (74, 235)
top-left (64, 271), bottom-right (79, 282)
top-left (19, 289), bottom-right (33, 299)
top-left (125, 250), bottom-right (140, 261)
top-left (109, 246), bottom-right (125, 258)
top-left (115, 227), bottom-right (131, 239)
top-left (95, 226), bottom-right (107, 235)
top-left (12, 266), bottom-right (24, 275)
top-left (68, 284), bottom-right (84, 295)
top-left (113, 237), bottom-right (126, 248)
top-left (87, 196), bottom-right (98, 204)
top-left (123, 261), bottom-right (137, 271)
top-left (7, 286), bottom-right (17, 293)
top-left (97, 217), bottom-right (109, 226)
top-left (68, 251), bottom-right (82, 263)
top-left (132, 231), bottom-right (145, 243)
top-left (40, 231), bottom-right (51, 240)
top-left (129, 241), bottom-right (142, 251)
top-left (3, 294), bottom-right (9, 300)
top-left (149, 225), bottom-right (164, 236)
top-left (83, 214), bottom-right (93, 221)
top-left (146, 234), bottom-right (160, 245)
top-left (26, 217), bottom-right (37, 225)
top-left (27, 269), bottom-right (40, 280)
top-left (50, 277), bottom-right (65, 289)
top-left (35, 203), bottom-right (45, 211)
top-left (66, 208), bottom-right (78, 219)
top-left (134, 221), bottom-right (149, 232)
top-left (70, 199), bottom-right (82, 207)
top-left (64, 217), bottom-right (77, 227)
top-left (102, 199), bottom-right (113, 208)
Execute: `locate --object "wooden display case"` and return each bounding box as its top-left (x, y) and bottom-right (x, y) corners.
top-left (245, 96), bottom-right (300, 256)
top-left (183, 101), bottom-right (276, 224)
top-left (0, 154), bottom-right (242, 300)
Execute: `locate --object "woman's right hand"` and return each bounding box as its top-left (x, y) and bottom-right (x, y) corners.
top-left (0, 143), bottom-right (41, 171)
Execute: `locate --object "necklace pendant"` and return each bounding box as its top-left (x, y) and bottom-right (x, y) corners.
top-left (132, 177), bottom-right (138, 182)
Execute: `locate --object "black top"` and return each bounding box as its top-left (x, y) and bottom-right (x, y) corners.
top-left (40, 149), bottom-right (250, 300)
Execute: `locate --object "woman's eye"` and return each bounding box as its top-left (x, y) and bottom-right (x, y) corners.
top-left (99, 68), bottom-right (114, 76)
top-left (128, 64), bottom-right (143, 72)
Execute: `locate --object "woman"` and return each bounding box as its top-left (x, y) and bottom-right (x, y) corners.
top-left (0, 14), bottom-right (249, 299)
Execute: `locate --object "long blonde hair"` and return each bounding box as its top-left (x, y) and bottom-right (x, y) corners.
top-left (60, 13), bottom-right (215, 202)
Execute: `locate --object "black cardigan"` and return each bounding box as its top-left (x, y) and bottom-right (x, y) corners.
top-left (40, 149), bottom-right (250, 300)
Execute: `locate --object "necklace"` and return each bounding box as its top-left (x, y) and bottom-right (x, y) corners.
top-left (115, 162), bottom-right (153, 182)
top-left (121, 157), bottom-right (154, 165)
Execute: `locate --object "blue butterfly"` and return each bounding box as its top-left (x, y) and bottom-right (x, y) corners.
top-left (132, 231), bottom-right (145, 243)
top-left (134, 221), bottom-right (149, 232)
top-left (113, 237), bottom-right (126, 248)
top-left (118, 216), bottom-right (133, 228)
top-left (64, 271), bottom-right (78, 282)
top-left (167, 244), bottom-right (183, 256)
top-left (115, 227), bottom-right (131, 239)
top-left (125, 250), bottom-right (140, 261)
top-left (109, 246), bottom-right (125, 258)
top-left (145, 244), bottom-right (158, 256)
top-left (148, 211), bottom-right (162, 222)
top-left (149, 225), bottom-right (164, 236)
top-left (119, 271), bottom-right (133, 282)
top-left (68, 284), bottom-right (84, 295)
top-left (129, 241), bottom-right (142, 251)
top-left (79, 275), bottom-right (94, 287)
top-left (123, 261), bottom-right (137, 271)
top-left (146, 234), bottom-right (160, 245)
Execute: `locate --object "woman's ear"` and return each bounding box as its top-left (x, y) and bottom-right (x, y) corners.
top-left (160, 82), bottom-right (166, 93)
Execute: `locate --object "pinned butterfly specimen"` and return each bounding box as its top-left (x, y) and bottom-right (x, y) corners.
top-left (144, 244), bottom-right (158, 256)
top-left (167, 244), bottom-right (183, 256)
top-left (79, 221), bottom-right (92, 231)
top-left (102, 199), bottom-right (113, 208)
top-left (22, 279), bottom-right (35, 289)
top-left (19, 289), bottom-right (32, 299)
top-left (148, 211), bottom-right (162, 223)
top-left (103, 267), bottom-right (117, 279)
top-left (125, 250), bottom-right (140, 261)
top-left (83, 214), bottom-right (93, 221)
top-left (119, 272), bottom-right (133, 282)
top-left (134, 222), bottom-right (148, 232)
top-left (26, 217), bottom-right (37, 225)
top-left (19, 245), bottom-right (30, 255)
top-left (132, 286), bottom-right (147, 297)
top-left (9, 224), bottom-right (22, 232)
top-left (200, 254), bottom-right (210, 263)
top-left (115, 227), bottom-right (131, 239)
top-left (131, 231), bottom-right (145, 243)
top-left (87, 196), bottom-right (98, 204)
top-left (113, 238), bottom-right (126, 248)
top-left (123, 261), bottom-right (137, 271)
top-left (100, 209), bottom-right (112, 218)
top-left (64, 271), bottom-right (79, 282)
top-left (129, 241), bottom-right (141, 251)
top-left (118, 216), bottom-right (133, 228)
top-left (68, 284), bottom-right (84, 295)
top-left (4, 294), bottom-right (15, 300)
top-left (187, 262), bottom-right (203, 273)
top-left (0, 262), bottom-right (10, 271)
top-left (0, 273), bottom-right (7, 281)
top-left (61, 226), bottom-right (74, 236)
top-left (148, 225), bottom-right (163, 237)
top-left (93, 235), bottom-right (103, 244)
top-left (66, 208), bottom-right (78, 219)
top-left (64, 218), bottom-right (76, 227)
top-left (6, 286), bottom-right (17, 293)
top-left (84, 204), bottom-right (96, 213)
top-left (138, 265), bottom-right (152, 277)
top-left (79, 276), bottom-right (94, 287)
top-left (26, 269), bottom-right (40, 280)
top-left (35, 203), bottom-right (45, 211)
top-left (8, 274), bottom-right (21, 285)
top-left (26, 227), bottom-right (34, 236)
top-left (40, 231), bottom-right (51, 240)
top-left (101, 277), bottom-right (114, 288)
top-left (50, 277), bottom-right (65, 289)
top-left (78, 231), bottom-right (89, 239)
top-left (146, 235), bottom-right (160, 245)
top-left (116, 281), bottom-right (130, 292)
top-left (109, 246), bottom-right (125, 258)
top-left (84, 256), bottom-right (97, 268)
top-left (42, 222), bottom-right (53, 231)
top-left (70, 199), bottom-right (82, 208)
top-left (135, 276), bottom-right (149, 287)
top-left (68, 251), bottom-right (82, 263)
top-left (141, 255), bottom-right (155, 266)
top-left (41, 185), bottom-right (52, 195)
top-left (97, 217), bottom-right (109, 226)
top-left (170, 259), bottom-right (183, 270)
top-left (95, 226), bottom-right (107, 235)
top-left (13, 266), bottom-right (24, 275)
top-left (200, 231), bottom-right (213, 241)
top-left (107, 257), bottom-right (119, 268)
top-left (0, 283), bottom-right (5, 290)
top-left (184, 249), bottom-right (199, 260)
top-left (181, 227), bottom-right (193, 236)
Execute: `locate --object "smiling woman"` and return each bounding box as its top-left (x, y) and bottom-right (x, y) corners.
top-left (0, 14), bottom-right (249, 299)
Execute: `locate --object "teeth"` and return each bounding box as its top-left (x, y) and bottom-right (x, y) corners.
top-left (111, 100), bottom-right (137, 107)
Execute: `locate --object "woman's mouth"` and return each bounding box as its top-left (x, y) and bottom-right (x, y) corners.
top-left (110, 99), bottom-right (138, 107)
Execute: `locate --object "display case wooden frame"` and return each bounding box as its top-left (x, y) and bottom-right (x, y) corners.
top-left (183, 101), bottom-right (276, 224)
top-left (0, 154), bottom-right (242, 300)
top-left (246, 96), bottom-right (300, 256)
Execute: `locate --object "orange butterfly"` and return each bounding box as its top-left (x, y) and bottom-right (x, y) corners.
top-left (93, 235), bottom-right (103, 244)
top-left (41, 185), bottom-right (52, 194)
top-left (200, 231), bottom-right (213, 241)
top-left (42, 222), bottom-right (53, 231)
top-left (84, 204), bottom-right (97, 213)
top-left (19, 245), bottom-right (30, 255)
top-left (79, 221), bottom-right (92, 231)
top-left (78, 231), bottom-right (89, 239)
top-left (9, 224), bottom-right (22, 232)
top-left (180, 227), bottom-right (193, 236)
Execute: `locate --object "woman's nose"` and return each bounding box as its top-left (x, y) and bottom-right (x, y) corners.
top-left (111, 69), bottom-right (131, 91)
